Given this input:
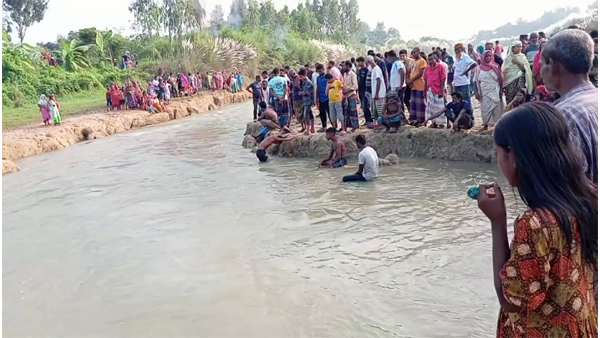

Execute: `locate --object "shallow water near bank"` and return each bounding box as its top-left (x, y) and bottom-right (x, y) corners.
top-left (3, 102), bottom-right (517, 337)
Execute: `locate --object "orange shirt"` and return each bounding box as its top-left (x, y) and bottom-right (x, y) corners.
top-left (410, 58), bottom-right (427, 91)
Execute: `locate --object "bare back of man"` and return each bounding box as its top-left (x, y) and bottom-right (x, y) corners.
top-left (319, 138), bottom-right (348, 168)
top-left (256, 133), bottom-right (295, 162)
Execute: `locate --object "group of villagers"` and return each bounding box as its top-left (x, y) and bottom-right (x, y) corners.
top-left (251, 28), bottom-right (598, 141)
top-left (251, 29), bottom-right (600, 338)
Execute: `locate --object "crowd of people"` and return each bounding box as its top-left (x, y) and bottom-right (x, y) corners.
top-left (253, 27), bottom-right (599, 338)
top-left (249, 28), bottom-right (599, 143)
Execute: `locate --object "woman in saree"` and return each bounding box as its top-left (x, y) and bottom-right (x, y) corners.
top-left (38, 94), bottom-right (51, 125)
top-left (110, 83), bottom-right (123, 110)
top-left (180, 73), bottom-right (190, 95)
top-left (475, 50), bottom-right (504, 130)
top-left (134, 82), bottom-right (143, 108)
top-left (501, 40), bottom-right (533, 104)
top-left (125, 81), bottom-right (138, 109)
top-left (215, 72), bottom-right (223, 90)
top-left (48, 94), bottom-right (61, 125)
top-left (532, 39), bottom-right (547, 86)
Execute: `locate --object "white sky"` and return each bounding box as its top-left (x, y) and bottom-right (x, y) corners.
top-left (14, 0), bottom-right (596, 44)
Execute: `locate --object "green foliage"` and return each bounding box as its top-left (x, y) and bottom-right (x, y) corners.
top-left (3, 0), bottom-right (49, 42)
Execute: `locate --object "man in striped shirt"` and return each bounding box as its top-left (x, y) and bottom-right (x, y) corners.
top-left (541, 29), bottom-right (598, 183)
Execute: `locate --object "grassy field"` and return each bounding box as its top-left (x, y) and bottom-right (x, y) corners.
top-left (2, 89), bottom-right (107, 129)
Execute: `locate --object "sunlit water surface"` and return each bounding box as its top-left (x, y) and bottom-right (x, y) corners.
top-left (3, 102), bottom-right (519, 337)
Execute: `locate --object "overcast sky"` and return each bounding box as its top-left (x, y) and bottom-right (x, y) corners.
top-left (14, 0), bottom-right (595, 44)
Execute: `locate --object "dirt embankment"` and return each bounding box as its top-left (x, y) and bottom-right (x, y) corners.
top-left (242, 122), bottom-right (495, 164)
top-left (2, 91), bottom-right (252, 175)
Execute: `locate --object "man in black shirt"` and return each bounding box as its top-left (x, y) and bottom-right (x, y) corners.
top-left (356, 56), bottom-right (372, 125)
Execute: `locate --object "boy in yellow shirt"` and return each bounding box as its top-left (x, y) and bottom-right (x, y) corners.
top-left (325, 73), bottom-right (345, 133)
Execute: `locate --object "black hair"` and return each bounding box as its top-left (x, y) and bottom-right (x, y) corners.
top-left (388, 50), bottom-right (397, 58)
top-left (272, 68), bottom-right (279, 75)
top-left (451, 91), bottom-right (463, 100)
top-left (399, 49), bottom-right (407, 55)
top-left (367, 50), bottom-right (375, 56)
top-left (279, 68), bottom-right (285, 72)
top-left (328, 60), bottom-right (335, 66)
top-left (316, 64), bottom-right (324, 71)
top-left (262, 70), bottom-right (268, 74)
top-left (284, 65), bottom-right (290, 70)
top-left (493, 102), bottom-right (597, 265)
top-left (298, 68), bottom-right (307, 76)
top-left (495, 40), bottom-right (500, 44)
top-left (356, 56), bottom-right (365, 62)
top-left (325, 127), bottom-right (337, 134)
top-left (344, 60), bottom-right (353, 68)
top-left (355, 134), bottom-right (366, 146)
top-left (325, 73), bottom-right (333, 80)
top-left (384, 51), bottom-right (388, 58)
top-left (259, 101), bottom-right (267, 109)
top-left (375, 53), bottom-right (383, 59)
top-left (590, 30), bottom-right (598, 39)
top-left (351, 57), bottom-right (356, 62)
top-left (304, 63), bottom-right (310, 68)
top-left (255, 75), bottom-right (261, 79)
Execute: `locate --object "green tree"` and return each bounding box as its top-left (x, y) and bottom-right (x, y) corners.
top-left (129, 0), bottom-right (163, 36)
top-left (56, 39), bottom-right (92, 71)
top-left (162, 0), bottom-right (197, 39)
top-left (258, 0), bottom-right (277, 28)
top-left (210, 4), bottom-right (225, 30)
top-left (244, 0), bottom-right (260, 29)
top-left (192, 0), bottom-right (206, 28)
top-left (95, 29), bottom-right (115, 65)
top-left (2, 0), bottom-right (49, 42)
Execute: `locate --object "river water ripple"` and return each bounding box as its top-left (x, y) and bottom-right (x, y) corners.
top-left (3, 102), bottom-right (518, 337)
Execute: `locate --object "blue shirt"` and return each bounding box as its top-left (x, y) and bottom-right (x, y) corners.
top-left (453, 54), bottom-right (476, 86)
top-left (268, 76), bottom-right (287, 98)
top-left (446, 100), bottom-right (473, 117)
top-left (317, 74), bottom-right (329, 102)
top-left (250, 81), bottom-right (261, 98)
top-left (301, 79), bottom-right (314, 106)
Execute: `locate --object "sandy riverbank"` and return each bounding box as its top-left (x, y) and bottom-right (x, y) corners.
top-left (242, 119), bottom-right (495, 164)
top-left (2, 91), bottom-right (252, 175)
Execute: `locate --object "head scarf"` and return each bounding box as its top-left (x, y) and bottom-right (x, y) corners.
top-left (477, 45), bottom-right (485, 54)
top-left (38, 94), bottom-right (47, 106)
top-left (502, 41), bottom-right (534, 93)
top-left (480, 50), bottom-right (503, 86)
top-left (533, 39), bottom-right (547, 74)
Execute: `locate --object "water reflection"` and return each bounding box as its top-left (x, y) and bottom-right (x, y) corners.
top-left (3, 102), bottom-right (516, 337)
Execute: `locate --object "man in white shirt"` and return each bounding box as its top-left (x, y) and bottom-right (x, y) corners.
top-left (388, 50), bottom-right (406, 112)
top-left (366, 55), bottom-right (386, 124)
top-left (342, 134), bottom-right (379, 182)
top-left (452, 43), bottom-right (477, 105)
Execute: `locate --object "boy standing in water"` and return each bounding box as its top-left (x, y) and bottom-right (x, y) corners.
top-left (298, 68), bottom-right (315, 135)
top-left (319, 127), bottom-right (348, 168)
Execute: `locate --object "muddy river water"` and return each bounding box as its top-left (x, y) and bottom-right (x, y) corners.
top-left (3, 102), bottom-right (517, 337)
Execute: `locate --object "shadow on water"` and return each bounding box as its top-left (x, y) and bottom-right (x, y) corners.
top-left (3, 102), bottom-right (518, 337)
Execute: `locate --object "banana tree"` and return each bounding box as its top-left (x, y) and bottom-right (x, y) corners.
top-left (56, 39), bottom-right (92, 71)
top-left (95, 29), bottom-right (115, 65)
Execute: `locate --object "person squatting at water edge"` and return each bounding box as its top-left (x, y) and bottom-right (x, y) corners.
top-left (341, 134), bottom-right (379, 182)
top-left (476, 102), bottom-right (597, 337)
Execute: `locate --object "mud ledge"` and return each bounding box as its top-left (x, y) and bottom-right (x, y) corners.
top-left (2, 91), bottom-right (252, 175)
top-left (242, 122), bottom-right (496, 164)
